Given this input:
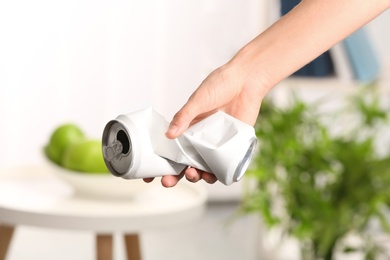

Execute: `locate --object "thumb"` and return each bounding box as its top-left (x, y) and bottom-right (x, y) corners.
top-left (166, 81), bottom-right (217, 139)
top-left (165, 106), bottom-right (197, 139)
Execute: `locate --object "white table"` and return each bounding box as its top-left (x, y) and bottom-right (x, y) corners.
top-left (0, 165), bottom-right (207, 260)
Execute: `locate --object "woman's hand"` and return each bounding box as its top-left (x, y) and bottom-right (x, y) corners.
top-left (144, 63), bottom-right (267, 187)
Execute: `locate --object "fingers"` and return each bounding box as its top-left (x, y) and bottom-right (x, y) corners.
top-left (165, 82), bottom-right (214, 139)
top-left (166, 105), bottom-right (218, 139)
top-left (143, 177), bottom-right (154, 183)
top-left (185, 167), bottom-right (217, 184)
top-left (146, 167), bottom-right (218, 188)
top-left (165, 116), bottom-right (188, 139)
top-left (185, 167), bottom-right (202, 182)
top-left (201, 172), bottom-right (218, 184)
top-left (165, 107), bottom-right (197, 139)
top-left (161, 171), bottom-right (185, 188)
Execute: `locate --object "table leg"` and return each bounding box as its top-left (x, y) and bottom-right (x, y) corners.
top-left (0, 224), bottom-right (14, 260)
top-left (96, 234), bottom-right (113, 260)
top-left (124, 234), bottom-right (142, 260)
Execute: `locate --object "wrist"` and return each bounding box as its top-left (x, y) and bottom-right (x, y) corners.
top-left (226, 43), bottom-right (274, 101)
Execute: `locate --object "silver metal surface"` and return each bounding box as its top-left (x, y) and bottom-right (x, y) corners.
top-left (102, 120), bottom-right (132, 176)
top-left (233, 137), bottom-right (257, 182)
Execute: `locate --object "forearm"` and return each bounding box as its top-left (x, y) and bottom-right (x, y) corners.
top-left (230, 0), bottom-right (390, 93)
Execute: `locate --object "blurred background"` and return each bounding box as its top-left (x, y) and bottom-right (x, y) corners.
top-left (1, 1), bottom-right (390, 259)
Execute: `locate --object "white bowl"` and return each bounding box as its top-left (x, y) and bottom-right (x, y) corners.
top-left (44, 158), bottom-right (153, 200)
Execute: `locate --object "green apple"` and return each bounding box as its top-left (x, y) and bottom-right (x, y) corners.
top-left (62, 139), bottom-right (109, 174)
top-left (45, 123), bottom-right (85, 165)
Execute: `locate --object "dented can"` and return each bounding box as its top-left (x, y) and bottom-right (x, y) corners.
top-left (102, 107), bottom-right (257, 185)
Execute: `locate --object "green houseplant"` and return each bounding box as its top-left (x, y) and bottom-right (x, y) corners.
top-left (240, 89), bottom-right (390, 260)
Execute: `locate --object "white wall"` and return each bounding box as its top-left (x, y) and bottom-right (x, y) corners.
top-left (367, 9), bottom-right (390, 77)
top-left (151, 0), bottom-right (267, 118)
top-left (0, 0), bottom-right (161, 165)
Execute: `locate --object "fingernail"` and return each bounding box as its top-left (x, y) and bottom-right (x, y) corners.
top-left (166, 124), bottom-right (178, 137)
top-left (204, 177), bottom-right (216, 184)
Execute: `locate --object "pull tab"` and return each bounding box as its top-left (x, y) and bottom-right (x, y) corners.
top-left (104, 140), bottom-right (123, 161)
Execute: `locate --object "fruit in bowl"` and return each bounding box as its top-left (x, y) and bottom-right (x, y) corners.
top-left (44, 123), bottom-right (151, 199)
top-left (62, 139), bottom-right (109, 173)
top-left (44, 123), bottom-right (85, 165)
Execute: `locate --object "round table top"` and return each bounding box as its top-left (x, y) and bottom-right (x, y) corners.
top-left (0, 165), bottom-right (207, 233)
